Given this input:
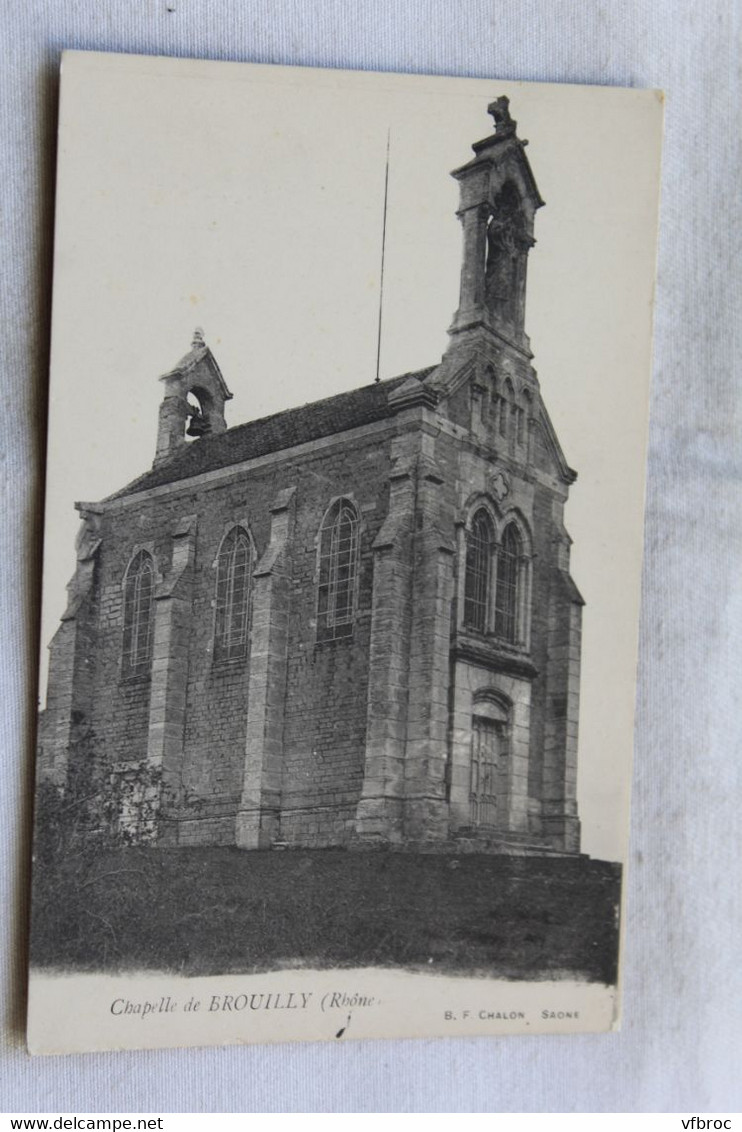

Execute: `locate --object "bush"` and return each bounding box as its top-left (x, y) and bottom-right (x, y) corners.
top-left (29, 747), bottom-right (161, 967)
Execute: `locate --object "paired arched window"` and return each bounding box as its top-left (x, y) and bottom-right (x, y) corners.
top-left (463, 512), bottom-right (529, 647)
top-left (214, 526), bottom-right (253, 662)
top-left (492, 377), bottom-right (529, 450)
top-left (317, 499), bottom-right (360, 642)
top-left (123, 550), bottom-right (155, 676)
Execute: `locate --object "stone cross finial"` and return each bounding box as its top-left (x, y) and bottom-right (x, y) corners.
top-left (487, 95), bottom-right (517, 137)
top-left (192, 326), bottom-right (206, 349)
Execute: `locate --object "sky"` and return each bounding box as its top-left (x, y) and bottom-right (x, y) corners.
top-left (41, 53), bottom-right (663, 860)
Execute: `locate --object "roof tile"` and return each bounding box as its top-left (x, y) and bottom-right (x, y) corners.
top-left (111, 367), bottom-right (435, 499)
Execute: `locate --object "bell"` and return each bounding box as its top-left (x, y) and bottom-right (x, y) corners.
top-left (186, 411), bottom-right (209, 438)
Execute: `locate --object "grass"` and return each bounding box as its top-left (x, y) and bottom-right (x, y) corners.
top-left (30, 846), bottom-right (621, 984)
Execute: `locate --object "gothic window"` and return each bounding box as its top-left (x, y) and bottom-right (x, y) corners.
top-left (122, 550), bottom-right (155, 677)
top-left (520, 389), bottom-right (533, 447)
top-left (498, 390), bottom-right (509, 438)
top-left (214, 527), bottom-right (253, 662)
top-left (464, 509), bottom-right (493, 632)
top-left (498, 378), bottom-right (514, 441)
top-left (494, 522), bottom-right (522, 643)
top-left (317, 499), bottom-right (360, 642)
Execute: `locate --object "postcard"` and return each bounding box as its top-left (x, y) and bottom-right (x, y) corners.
top-left (28, 51), bottom-right (663, 1053)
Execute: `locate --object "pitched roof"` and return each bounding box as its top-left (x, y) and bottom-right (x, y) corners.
top-left (110, 367), bottom-right (436, 500)
top-left (160, 341), bottom-right (233, 401)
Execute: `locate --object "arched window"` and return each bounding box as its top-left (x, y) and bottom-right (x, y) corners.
top-left (485, 182), bottom-right (525, 319)
top-left (510, 400), bottom-right (520, 444)
top-left (494, 522), bottom-right (522, 643)
top-left (499, 380), bottom-right (514, 439)
top-left (464, 509), bottom-right (494, 632)
top-left (214, 527), bottom-right (253, 662)
top-left (519, 389), bottom-right (533, 447)
top-left (317, 499), bottom-right (360, 642)
top-left (123, 550), bottom-right (155, 676)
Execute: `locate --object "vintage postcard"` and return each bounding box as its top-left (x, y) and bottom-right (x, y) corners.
top-left (28, 51), bottom-right (663, 1054)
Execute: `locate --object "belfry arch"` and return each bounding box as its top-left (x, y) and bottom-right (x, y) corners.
top-left (154, 328), bottom-right (233, 465)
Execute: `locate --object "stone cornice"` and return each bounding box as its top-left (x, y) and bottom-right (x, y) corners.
top-left (453, 637), bottom-right (539, 680)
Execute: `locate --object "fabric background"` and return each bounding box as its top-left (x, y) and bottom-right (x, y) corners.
top-left (1, 0), bottom-right (739, 1113)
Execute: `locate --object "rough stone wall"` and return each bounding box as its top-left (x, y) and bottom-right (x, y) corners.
top-left (68, 428), bottom-right (391, 847)
top-left (430, 376), bottom-right (580, 850)
top-left (177, 487), bottom-right (272, 831)
top-left (43, 591), bottom-right (100, 793)
top-left (87, 528), bottom-right (164, 778)
top-left (444, 378), bottom-right (473, 431)
top-left (45, 381), bottom-right (580, 853)
top-left (278, 440), bottom-right (391, 846)
top-left (527, 483), bottom-right (558, 811)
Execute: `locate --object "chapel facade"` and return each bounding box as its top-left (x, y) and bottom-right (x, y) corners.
top-left (39, 97), bottom-right (584, 855)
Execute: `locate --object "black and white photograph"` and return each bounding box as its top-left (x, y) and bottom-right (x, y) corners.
top-left (28, 52), bottom-right (662, 1054)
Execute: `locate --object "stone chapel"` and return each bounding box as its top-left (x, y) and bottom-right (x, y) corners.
top-left (39, 97), bottom-right (584, 855)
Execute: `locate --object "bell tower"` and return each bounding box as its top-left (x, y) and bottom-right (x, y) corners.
top-left (448, 97), bottom-right (544, 358)
top-left (154, 328), bottom-right (233, 465)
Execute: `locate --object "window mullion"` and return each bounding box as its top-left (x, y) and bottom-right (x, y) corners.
top-left (488, 543), bottom-right (498, 635)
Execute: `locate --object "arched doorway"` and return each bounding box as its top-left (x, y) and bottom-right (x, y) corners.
top-left (470, 694), bottom-right (509, 829)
